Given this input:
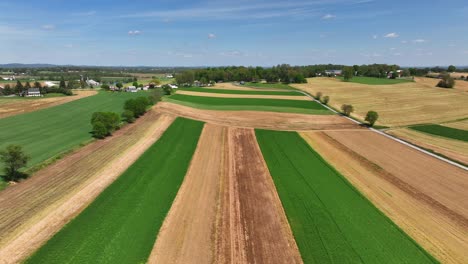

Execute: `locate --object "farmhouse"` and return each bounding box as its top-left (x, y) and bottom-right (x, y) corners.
top-left (44, 81), bottom-right (57, 87)
top-left (126, 86), bottom-right (138, 92)
top-left (166, 74), bottom-right (174, 78)
top-left (2, 76), bottom-right (15, 81)
top-left (169, 84), bottom-right (178, 89)
top-left (25, 88), bottom-right (41, 97)
top-left (387, 70), bottom-right (403, 78)
top-left (325, 70), bottom-right (342, 76)
top-left (86, 80), bottom-right (100, 87)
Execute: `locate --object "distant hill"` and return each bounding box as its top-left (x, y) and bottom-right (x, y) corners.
top-left (0, 63), bottom-right (61, 69)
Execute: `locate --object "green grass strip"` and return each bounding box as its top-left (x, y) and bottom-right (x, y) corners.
top-left (166, 94), bottom-right (331, 115)
top-left (26, 117), bottom-right (204, 263)
top-left (245, 82), bottom-right (297, 90)
top-left (409, 124), bottom-right (468, 142)
top-left (178, 87), bottom-right (302, 96)
top-left (338, 76), bottom-right (413, 85)
top-left (255, 129), bottom-right (438, 264)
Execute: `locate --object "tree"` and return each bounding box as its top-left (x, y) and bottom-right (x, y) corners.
top-left (341, 104), bottom-right (354, 116)
top-left (59, 78), bottom-right (66, 89)
top-left (322, 96), bottom-right (330, 105)
top-left (24, 82), bottom-right (31, 89)
top-left (132, 81), bottom-right (139, 87)
top-left (92, 122), bottom-right (108, 139)
top-left (91, 112), bottom-right (120, 138)
top-left (162, 84), bottom-right (173, 95)
top-left (436, 73), bottom-right (455, 88)
top-left (34, 81), bottom-right (42, 89)
top-left (0, 145), bottom-right (30, 181)
top-left (116, 82), bottom-right (123, 89)
top-left (122, 110), bottom-right (135, 123)
top-left (124, 97), bottom-right (150, 118)
top-left (315, 92), bottom-right (322, 100)
top-left (365, 111), bottom-right (379, 126)
top-left (343, 66), bottom-right (354, 81)
top-left (448, 65), bottom-right (456, 72)
top-left (101, 84), bottom-right (110, 91)
top-left (3, 84), bottom-right (13, 95)
top-left (15, 81), bottom-right (24, 94)
top-left (148, 89), bottom-right (162, 104)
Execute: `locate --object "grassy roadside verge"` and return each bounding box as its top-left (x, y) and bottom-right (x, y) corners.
top-left (26, 117), bottom-right (204, 263)
top-left (255, 129), bottom-right (437, 263)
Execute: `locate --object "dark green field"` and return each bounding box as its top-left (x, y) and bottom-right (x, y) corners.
top-left (178, 87), bottom-right (302, 96)
top-left (409, 124), bottom-right (468, 142)
top-left (0, 92), bottom-right (146, 174)
top-left (338, 76), bottom-right (413, 85)
top-left (255, 129), bottom-right (437, 264)
top-left (26, 118), bottom-right (204, 263)
top-left (245, 82), bottom-right (296, 90)
top-left (166, 94), bottom-right (331, 115)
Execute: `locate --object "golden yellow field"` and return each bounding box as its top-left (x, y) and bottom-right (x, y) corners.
top-left (443, 119), bottom-right (468, 130)
top-left (292, 78), bottom-right (468, 127)
top-left (414, 77), bottom-right (468, 92)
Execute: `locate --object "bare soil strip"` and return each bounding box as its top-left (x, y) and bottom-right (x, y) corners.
top-left (177, 90), bottom-right (310, 100)
top-left (149, 124), bottom-right (227, 264)
top-left (301, 131), bottom-right (468, 264)
top-left (0, 110), bottom-right (175, 263)
top-left (387, 128), bottom-right (468, 164)
top-left (156, 102), bottom-right (361, 131)
top-left (216, 127), bottom-right (302, 264)
top-left (0, 90), bottom-right (97, 118)
top-left (213, 82), bottom-right (280, 91)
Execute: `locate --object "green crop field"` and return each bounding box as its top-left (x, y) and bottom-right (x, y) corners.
top-left (178, 87), bottom-right (302, 96)
top-left (338, 76), bottom-right (413, 85)
top-left (26, 118), bottom-right (204, 263)
top-left (409, 124), bottom-right (468, 142)
top-left (0, 91), bottom-right (146, 175)
top-left (255, 130), bottom-right (437, 264)
top-left (165, 94), bottom-right (331, 115)
top-left (245, 82), bottom-right (296, 90)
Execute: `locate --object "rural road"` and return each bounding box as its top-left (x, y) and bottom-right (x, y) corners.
top-left (296, 90), bottom-right (468, 171)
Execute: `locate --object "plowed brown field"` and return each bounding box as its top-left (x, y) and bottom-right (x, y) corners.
top-left (0, 90), bottom-right (97, 118)
top-left (0, 110), bottom-right (174, 263)
top-left (177, 90), bottom-right (310, 100)
top-left (156, 102), bottom-right (361, 131)
top-left (149, 126), bottom-right (302, 264)
top-left (301, 131), bottom-right (468, 264)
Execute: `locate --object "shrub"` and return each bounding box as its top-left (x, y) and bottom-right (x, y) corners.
top-left (341, 104), bottom-right (354, 116)
top-left (343, 66), bottom-right (354, 81)
top-left (124, 97), bottom-right (151, 118)
top-left (365, 111), bottom-right (379, 126)
top-left (315, 92), bottom-right (322, 100)
top-left (436, 73), bottom-right (455, 88)
top-left (322, 96), bottom-right (330, 105)
top-left (101, 84), bottom-right (110, 91)
top-left (0, 145), bottom-right (30, 182)
top-left (122, 110), bottom-right (135, 123)
top-left (162, 84), bottom-right (173, 95)
top-left (92, 121), bottom-right (108, 139)
top-left (91, 112), bottom-right (120, 138)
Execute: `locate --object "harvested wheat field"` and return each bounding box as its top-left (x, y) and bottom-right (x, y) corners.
top-left (150, 126), bottom-right (302, 264)
top-left (0, 110), bottom-right (174, 263)
top-left (301, 130), bottom-right (468, 264)
top-left (0, 90), bottom-right (97, 118)
top-left (176, 90), bottom-right (310, 100)
top-left (293, 78), bottom-right (468, 126)
top-left (387, 128), bottom-right (468, 164)
top-left (156, 102), bottom-right (361, 131)
top-left (443, 119), bottom-right (468, 130)
top-left (212, 82), bottom-right (280, 91)
top-left (414, 77), bottom-right (468, 92)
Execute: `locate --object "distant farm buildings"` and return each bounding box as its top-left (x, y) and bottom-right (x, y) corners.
top-left (126, 86), bottom-right (138, 92)
top-left (165, 74), bottom-right (174, 78)
top-left (168, 84), bottom-right (178, 89)
top-left (387, 70), bottom-right (404, 78)
top-left (2, 76), bottom-right (15, 81)
top-left (86, 80), bottom-right (100, 87)
top-left (25, 88), bottom-right (41, 97)
top-left (325, 70), bottom-right (342, 77)
top-left (44, 81), bottom-right (57, 87)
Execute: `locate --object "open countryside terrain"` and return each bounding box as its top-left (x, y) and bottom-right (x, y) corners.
top-left (0, 90), bottom-right (97, 119)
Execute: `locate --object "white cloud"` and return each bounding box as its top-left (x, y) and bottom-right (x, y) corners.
top-left (41, 24), bottom-right (55, 30)
top-left (322, 14), bottom-right (336, 20)
top-left (372, 34), bottom-right (378, 39)
top-left (128, 30), bottom-right (141, 35)
top-left (412, 39), bottom-right (426, 43)
top-left (208, 33), bottom-right (216, 39)
top-left (384, 32), bottom-right (398, 38)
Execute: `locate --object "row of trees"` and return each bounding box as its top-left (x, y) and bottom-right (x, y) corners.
top-left (0, 80), bottom-right (73, 96)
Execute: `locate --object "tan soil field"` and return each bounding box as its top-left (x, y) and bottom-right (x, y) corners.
top-left (149, 124), bottom-right (227, 264)
top-left (443, 119), bottom-right (468, 130)
top-left (292, 78), bottom-right (468, 126)
top-left (156, 102), bottom-right (362, 131)
top-left (150, 126), bottom-right (302, 264)
top-left (0, 110), bottom-right (175, 263)
top-left (387, 128), bottom-right (468, 164)
top-left (414, 77), bottom-right (468, 92)
top-left (176, 90), bottom-right (310, 100)
top-left (300, 131), bottom-right (468, 263)
top-left (0, 90), bottom-right (97, 118)
top-left (213, 82), bottom-right (280, 91)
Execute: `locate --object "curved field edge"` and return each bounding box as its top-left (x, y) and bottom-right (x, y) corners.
top-left (163, 95), bottom-right (332, 115)
top-left (26, 117), bottom-right (204, 264)
top-left (409, 124), bottom-right (468, 142)
top-left (255, 129), bottom-right (438, 264)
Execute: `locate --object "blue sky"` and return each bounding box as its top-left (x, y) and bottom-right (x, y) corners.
top-left (1, 0), bottom-right (467, 67)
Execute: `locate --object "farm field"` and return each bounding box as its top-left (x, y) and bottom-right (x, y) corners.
top-left (150, 126), bottom-right (302, 264)
top-left (156, 102), bottom-right (360, 131)
top-left (178, 87), bottom-right (302, 96)
top-left (0, 90), bottom-right (97, 118)
top-left (387, 128), bottom-right (468, 164)
top-left (212, 82), bottom-right (283, 91)
top-left (26, 117), bottom-right (204, 263)
top-left (414, 77), bottom-right (468, 92)
top-left (338, 76), bottom-right (413, 85)
top-left (165, 94), bottom-right (331, 114)
top-left (443, 119), bottom-right (468, 130)
top-left (301, 130), bottom-right (468, 263)
top-left (0, 110), bottom-right (174, 263)
top-left (255, 129), bottom-right (437, 263)
top-left (176, 90), bottom-right (309, 101)
top-left (245, 82), bottom-right (296, 90)
top-left (0, 91), bottom-right (147, 174)
top-left (409, 124), bottom-right (468, 142)
top-left (292, 78), bottom-right (468, 126)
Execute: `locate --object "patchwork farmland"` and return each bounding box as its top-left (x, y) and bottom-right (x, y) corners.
top-left (0, 79), bottom-right (466, 264)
